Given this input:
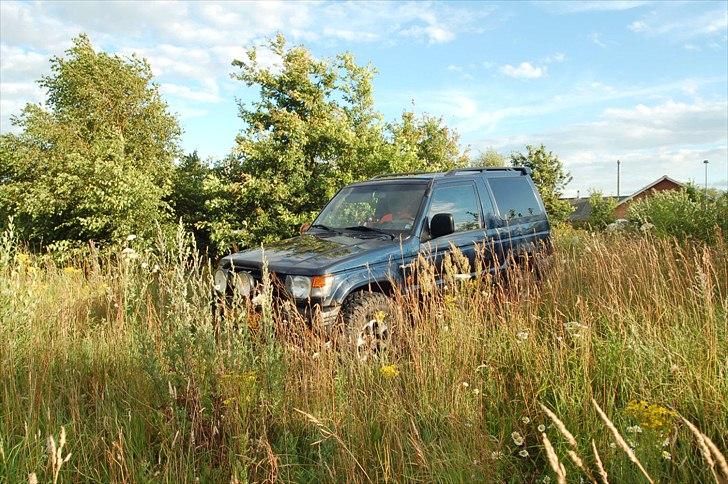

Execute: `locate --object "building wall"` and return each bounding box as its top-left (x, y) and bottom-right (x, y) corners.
top-left (612, 179), bottom-right (683, 219)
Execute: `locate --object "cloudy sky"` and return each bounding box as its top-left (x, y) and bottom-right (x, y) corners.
top-left (1, 0), bottom-right (727, 196)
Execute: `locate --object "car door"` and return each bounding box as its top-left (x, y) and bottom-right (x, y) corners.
top-left (418, 180), bottom-right (485, 284)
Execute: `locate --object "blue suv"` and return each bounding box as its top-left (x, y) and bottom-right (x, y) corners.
top-left (214, 167), bottom-right (551, 357)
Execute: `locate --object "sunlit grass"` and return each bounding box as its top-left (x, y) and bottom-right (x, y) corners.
top-left (0, 226), bottom-right (726, 482)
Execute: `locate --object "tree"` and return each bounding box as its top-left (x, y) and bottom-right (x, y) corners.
top-left (471, 148), bottom-right (506, 167)
top-left (510, 144), bottom-right (573, 223)
top-left (167, 151), bottom-right (213, 250)
top-left (385, 111), bottom-right (468, 173)
top-left (0, 35), bottom-right (180, 249)
top-left (586, 190), bottom-right (617, 229)
top-left (206, 35), bottom-right (467, 250)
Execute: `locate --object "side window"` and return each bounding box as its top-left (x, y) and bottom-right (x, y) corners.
top-left (488, 177), bottom-right (542, 220)
top-left (428, 183), bottom-right (482, 232)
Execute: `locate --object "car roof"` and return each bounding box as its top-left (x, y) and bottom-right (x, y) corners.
top-left (354, 166), bottom-right (532, 185)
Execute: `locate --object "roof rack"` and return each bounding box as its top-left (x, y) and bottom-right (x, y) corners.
top-left (371, 171), bottom-right (434, 179)
top-left (444, 166), bottom-right (532, 176)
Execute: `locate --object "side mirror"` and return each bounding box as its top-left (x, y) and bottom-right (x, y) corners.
top-left (430, 213), bottom-right (455, 239)
top-left (300, 223), bottom-right (311, 235)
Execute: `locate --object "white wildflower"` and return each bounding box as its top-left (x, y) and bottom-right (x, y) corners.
top-left (516, 330), bottom-right (529, 341)
top-left (519, 449), bottom-right (529, 458)
top-left (662, 451), bottom-right (671, 460)
top-left (461, 382), bottom-right (469, 388)
top-left (511, 431), bottom-right (524, 446)
top-left (521, 416), bottom-right (530, 424)
top-left (538, 424), bottom-right (546, 432)
top-left (126, 234), bottom-right (137, 241)
top-left (626, 425), bottom-right (643, 434)
top-left (473, 388), bottom-right (480, 396)
top-left (490, 451), bottom-right (502, 460)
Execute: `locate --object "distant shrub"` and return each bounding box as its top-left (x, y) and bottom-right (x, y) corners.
top-left (628, 187), bottom-right (727, 244)
top-left (587, 190), bottom-right (617, 229)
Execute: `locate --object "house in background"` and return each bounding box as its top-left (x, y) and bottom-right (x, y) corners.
top-left (565, 175), bottom-right (684, 224)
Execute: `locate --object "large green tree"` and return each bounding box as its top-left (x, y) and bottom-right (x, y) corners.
top-left (510, 144), bottom-right (573, 223)
top-left (206, 35), bottom-right (466, 250)
top-left (0, 35), bottom-right (180, 249)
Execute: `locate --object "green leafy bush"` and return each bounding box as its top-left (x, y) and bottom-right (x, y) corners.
top-left (628, 187), bottom-right (727, 244)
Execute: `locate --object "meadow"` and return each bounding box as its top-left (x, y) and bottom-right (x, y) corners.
top-left (0, 226), bottom-right (726, 483)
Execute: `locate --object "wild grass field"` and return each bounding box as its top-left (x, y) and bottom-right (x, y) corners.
top-left (0, 227), bottom-right (726, 483)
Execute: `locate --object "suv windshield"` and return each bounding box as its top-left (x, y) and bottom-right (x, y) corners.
top-left (313, 182), bottom-right (427, 235)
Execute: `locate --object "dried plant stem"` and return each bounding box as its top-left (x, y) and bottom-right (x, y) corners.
top-left (542, 432), bottom-right (567, 484)
top-left (592, 439), bottom-right (609, 484)
top-left (592, 399), bottom-right (653, 484)
top-left (681, 415), bottom-right (728, 483)
top-left (540, 403), bottom-right (577, 448)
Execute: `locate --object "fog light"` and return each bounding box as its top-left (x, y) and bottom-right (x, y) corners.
top-left (213, 269), bottom-right (228, 293)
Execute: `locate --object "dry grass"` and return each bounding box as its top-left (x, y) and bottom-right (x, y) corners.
top-left (0, 226), bottom-right (726, 482)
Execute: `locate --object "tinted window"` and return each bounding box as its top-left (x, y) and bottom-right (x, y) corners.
top-left (428, 183), bottom-right (482, 232)
top-left (489, 177), bottom-right (542, 220)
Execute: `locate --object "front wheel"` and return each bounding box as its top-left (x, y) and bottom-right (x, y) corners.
top-left (340, 291), bottom-right (394, 361)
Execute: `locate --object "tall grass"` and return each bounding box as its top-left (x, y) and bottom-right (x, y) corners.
top-left (1, 226), bottom-right (726, 483)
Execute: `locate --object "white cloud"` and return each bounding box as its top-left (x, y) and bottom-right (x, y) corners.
top-left (538, 1), bottom-right (650, 14)
top-left (500, 62), bottom-right (546, 79)
top-left (628, 21), bottom-right (648, 32)
top-left (589, 32), bottom-right (610, 47)
top-left (628, 7), bottom-right (728, 40)
top-left (477, 99), bottom-right (728, 196)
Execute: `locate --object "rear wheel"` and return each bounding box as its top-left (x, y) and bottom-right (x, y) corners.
top-left (340, 291), bottom-right (394, 361)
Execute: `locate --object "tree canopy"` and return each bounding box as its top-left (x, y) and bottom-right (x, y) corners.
top-left (510, 144), bottom-right (573, 223)
top-left (203, 35), bottom-right (467, 250)
top-left (0, 35), bottom-right (180, 249)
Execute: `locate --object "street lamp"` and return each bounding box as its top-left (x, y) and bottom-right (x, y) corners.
top-left (703, 159), bottom-right (709, 208)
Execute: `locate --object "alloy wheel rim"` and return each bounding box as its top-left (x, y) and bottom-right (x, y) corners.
top-left (356, 317), bottom-right (390, 361)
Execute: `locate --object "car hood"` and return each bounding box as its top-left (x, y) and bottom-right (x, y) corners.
top-left (221, 232), bottom-right (405, 275)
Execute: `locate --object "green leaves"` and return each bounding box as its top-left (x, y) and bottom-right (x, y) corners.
top-left (0, 35), bottom-right (180, 249)
top-left (510, 144), bottom-right (573, 224)
top-left (207, 35), bottom-right (467, 251)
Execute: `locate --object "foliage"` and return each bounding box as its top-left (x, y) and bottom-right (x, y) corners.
top-left (1, 227), bottom-right (726, 482)
top-left (472, 148), bottom-right (506, 167)
top-left (167, 151), bottom-right (213, 251)
top-left (204, 35), bottom-right (466, 251)
top-left (628, 187), bottom-right (727, 244)
top-left (587, 189), bottom-right (617, 229)
top-left (510, 144), bottom-right (573, 223)
top-left (385, 111), bottom-right (469, 173)
top-left (0, 35), bottom-right (180, 249)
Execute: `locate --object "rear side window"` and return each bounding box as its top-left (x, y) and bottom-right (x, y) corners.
top-left (489, 177), bottom-right (542, 220)
top-left (428, 183), bottom-right (482, 232)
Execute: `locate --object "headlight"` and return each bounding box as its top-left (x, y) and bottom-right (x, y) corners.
top-left (285, 274), bottom-right (334, 299)
top-left (233, 272), bottom-right (254, 297)
top-left (214, 269), bottom-right (228, 293)
top-left (286, 275), bottom-right (311, 299)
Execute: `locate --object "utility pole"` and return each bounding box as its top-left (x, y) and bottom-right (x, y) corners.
top-left (617, 159), bottom-right (621, 198)
top-left (703, 159), bottom-right (709, 208)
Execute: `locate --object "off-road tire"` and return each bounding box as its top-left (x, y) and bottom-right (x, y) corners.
top-left (340, 291), bottom-right (394, 361)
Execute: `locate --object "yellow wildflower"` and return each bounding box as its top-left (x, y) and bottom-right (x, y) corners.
top-left (63, 266), bottom-right (82, 275)
top-left (373, 310), bottom-right (387, 323)
top-left (379, 364), bottom-right (399, 379)
top-left (625, 399), bottom-right (677, 431)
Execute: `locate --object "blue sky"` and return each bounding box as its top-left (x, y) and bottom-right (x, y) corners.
top-left (1, 0), bottom-right (726, 196)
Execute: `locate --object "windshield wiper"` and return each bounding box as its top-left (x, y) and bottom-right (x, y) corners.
top-left (344, 225), bottom-right (395, 239)
top-left (309, 224), bottom-right (335, 232)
